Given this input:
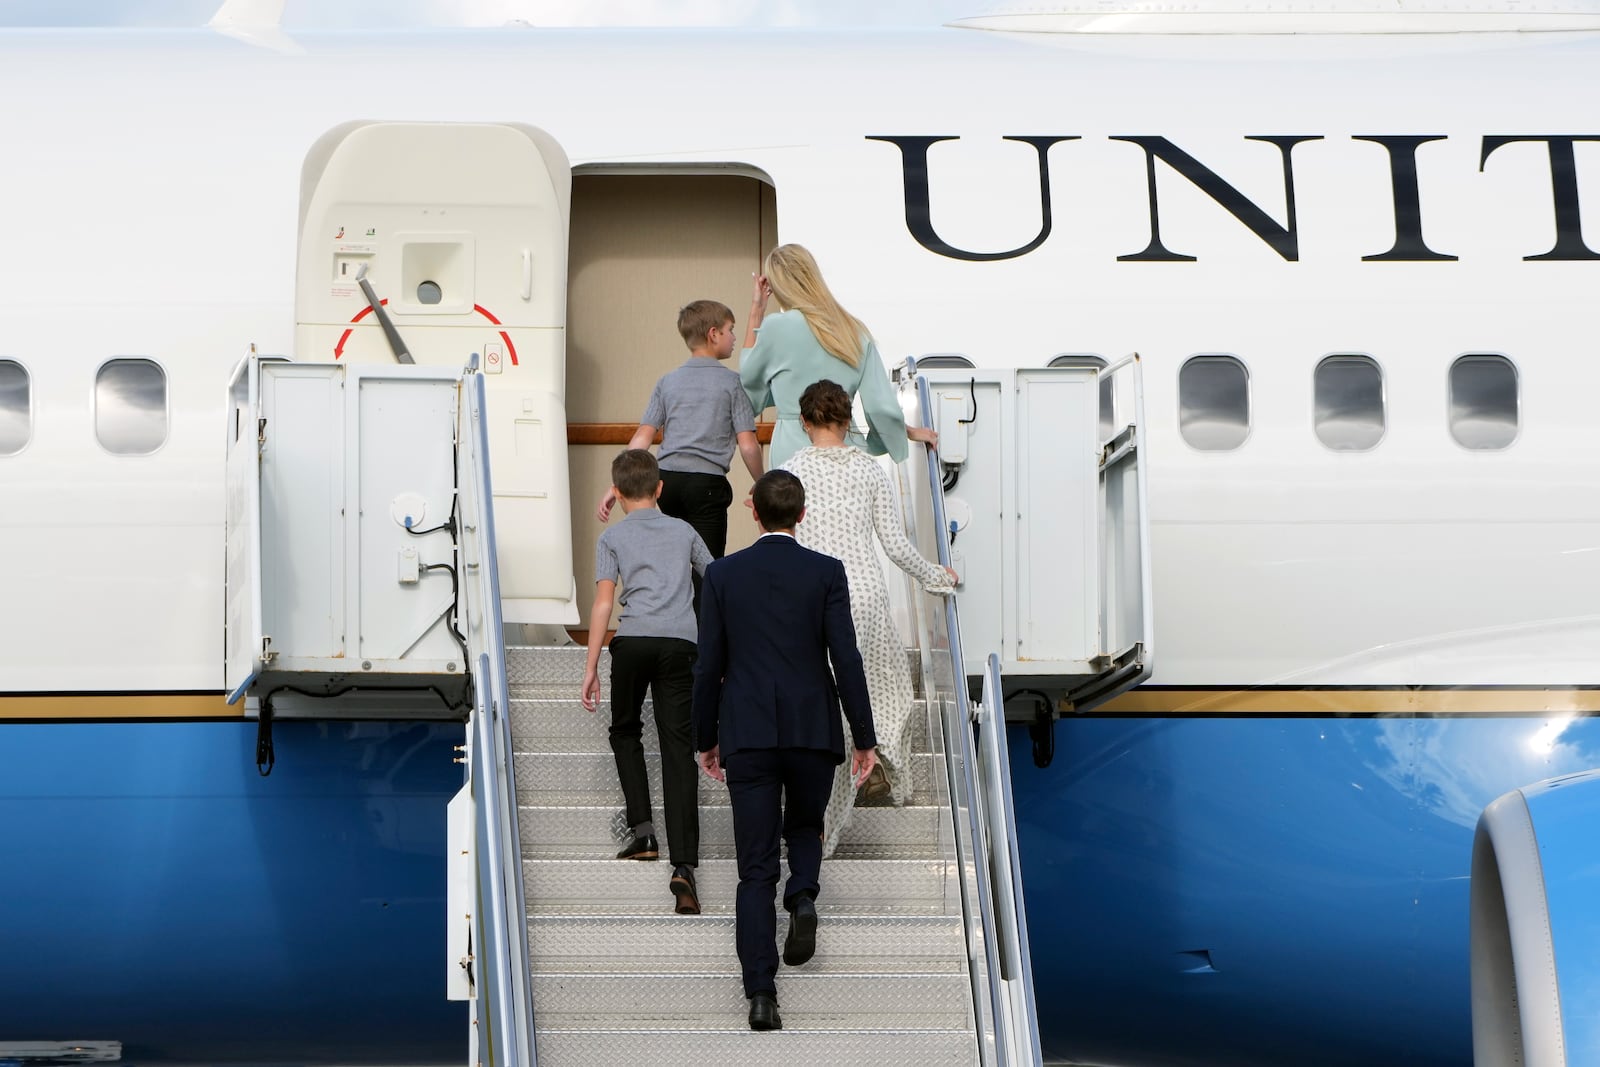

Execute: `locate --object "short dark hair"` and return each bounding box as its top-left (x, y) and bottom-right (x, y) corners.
top-left (798, 378), bottom-right (852, 429)
top-left (611, 448), bottom-right (660, 501)
top-left (751, 470), bottom-right (805, 531)
top-left (677, 299), bottom-right (735, 348)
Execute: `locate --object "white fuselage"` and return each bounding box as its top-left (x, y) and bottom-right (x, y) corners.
top-left (3, 25), bottom-right (1598, 694)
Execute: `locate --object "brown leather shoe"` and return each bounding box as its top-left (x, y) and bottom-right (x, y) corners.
top-left (670, 865), bottom-right (700, 915)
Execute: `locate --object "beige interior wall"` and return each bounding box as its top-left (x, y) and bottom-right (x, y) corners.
top-left (567, 173), bottom-right (778, 631)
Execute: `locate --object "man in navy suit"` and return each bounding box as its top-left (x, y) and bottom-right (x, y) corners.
top-left (693, 469), bottom-right (876, 1032)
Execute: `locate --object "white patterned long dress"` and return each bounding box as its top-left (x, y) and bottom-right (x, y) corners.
top-left (781, 445), bottom-right (955, 858)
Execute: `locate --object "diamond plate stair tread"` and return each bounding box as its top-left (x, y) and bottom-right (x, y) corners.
top-left (508, 643), bottom-right (978, 1060)
top-left (534, 971), bottom-right (971, 1026)
top-left (509, 697), bottom-right (933, 752)
top-left (523, 858), bottom-right (952, 915)
top-left (518, 803), bottom-right (943, 858)
top-left (505, 645), bottom-right (601, 688)
top-left (506, 645), bottom-right (924, 694)
top-left (531, 1028), bottom-right (977, 1064)
top-left (528, 914), bottom-right (967, 974)
top-left (514, 751), bottom-right (939, 807)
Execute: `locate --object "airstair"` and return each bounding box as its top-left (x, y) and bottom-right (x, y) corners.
top-left (224, 348), bottom-right (1154, 1065)
top-left (504, 644), bottom-right (974, 1062)
top-left (499, 363), bottom-right (1053, 1064)
top-left (239, 120), bottom-right (1157, 1063)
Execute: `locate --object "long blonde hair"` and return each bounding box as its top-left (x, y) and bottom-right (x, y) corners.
top-left (764, 244), bottom-right (870, 369)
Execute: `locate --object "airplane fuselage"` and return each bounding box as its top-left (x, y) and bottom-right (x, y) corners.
top-left (2, 22), bottom-right (1598, 1066)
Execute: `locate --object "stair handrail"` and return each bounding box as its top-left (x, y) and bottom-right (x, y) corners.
top-left (902, 365), bottom-right (1041, 1066)
top-left (458, 367), bottom-right (537, 1066)
top-left (978, 651), bottom-right (1043, 1065)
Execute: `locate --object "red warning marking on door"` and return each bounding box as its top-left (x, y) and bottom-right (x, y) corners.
top-left (333, 300), bottom-right (520, 365)
top-left (474, 304), bottom-right (520, 369)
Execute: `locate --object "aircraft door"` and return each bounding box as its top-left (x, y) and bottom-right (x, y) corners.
top-left (296, 121), bottom-right (577, 624)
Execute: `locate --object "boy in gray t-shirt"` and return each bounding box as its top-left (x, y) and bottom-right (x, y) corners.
top-left (581, 449), bottom-right (713, 915)
top-left (595, 299), bottom-right (763, 565)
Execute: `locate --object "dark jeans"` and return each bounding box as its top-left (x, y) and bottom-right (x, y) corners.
top-left (659, 470), bottom-right (734, 616)
top-left (724, 746), bottom-right (836, 997)
top-left (607, 636), bottom-right (699, 868)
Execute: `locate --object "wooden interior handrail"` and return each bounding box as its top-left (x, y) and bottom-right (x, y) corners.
top-left (568, 422), bottom-right (774, 445)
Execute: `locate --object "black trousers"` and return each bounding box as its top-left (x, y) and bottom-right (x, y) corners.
top-left (607, 636), bottom-right (699, 868)
top-left (660, 470), bottom-right (733, 616)
top-left (658, 470), bottom-right (734, 559)
top-left (723, 746), bottom-right (837, 998)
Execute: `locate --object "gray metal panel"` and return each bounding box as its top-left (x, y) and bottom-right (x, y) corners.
top-left (509, 696), bottom-right (931, 752)
top-left (523, 858), bottom-right (950, 914)
top-left (1016, 369), bottom-right (1099, 666)
top-left (259, 365), bottom-right (344, 659)
top-left (519, 804), bottom-right (944, 859)
top-left (505, 645), bottom-right (596, 687)
top-left (533, 972), bottom-right (972, 1026)
top-left (528, 914), bottom-right (967, 975)
top-left (514, 752), bottom-right (940, 807)
top-left (532, 1029), bottom-right (978, 1065)
top-left (355, 374), bottom-right (460, 664)
top-left (507, 644), bottom-right (926, 693)
top-left (507, 643), bottom-right (981, 1063)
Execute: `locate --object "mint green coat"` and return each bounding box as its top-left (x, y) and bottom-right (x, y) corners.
top-left (739, 310), bottom-right (908, 469)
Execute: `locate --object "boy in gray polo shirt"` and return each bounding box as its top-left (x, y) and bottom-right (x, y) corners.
top-left (595, 299), bottom-right (763, 564)
top-left (582, 449), bottom-right (714, 914)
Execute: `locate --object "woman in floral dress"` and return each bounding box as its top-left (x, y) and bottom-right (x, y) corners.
top-left (781, 380), bottom-right (957, 858)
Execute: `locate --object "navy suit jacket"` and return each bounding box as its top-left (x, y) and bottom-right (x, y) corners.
top-left (692, 534), bottom-right (875, 763)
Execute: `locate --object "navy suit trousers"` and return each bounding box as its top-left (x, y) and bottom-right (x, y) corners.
top-left (722, 746), bottom-right (837, 998)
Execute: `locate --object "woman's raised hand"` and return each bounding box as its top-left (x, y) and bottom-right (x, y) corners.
top-left (745, 273), bottom-right (772, 348)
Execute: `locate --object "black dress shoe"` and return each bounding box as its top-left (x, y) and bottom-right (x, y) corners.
top-left (782, 896), bottom-right (817, 966)
top-left (669, 864), bottom-right (700, 915)
top-left (748, 992), bottom-right (782, 1031)
top-left (616, 833), bottom-right (658, 861)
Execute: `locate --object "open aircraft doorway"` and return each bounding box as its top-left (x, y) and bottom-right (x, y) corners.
top-left (564, 167), bottom-right (778, 640)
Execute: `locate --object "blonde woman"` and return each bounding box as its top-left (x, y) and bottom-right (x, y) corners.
top-left (783, 379), bottom-right (957, 859)
top-left (741, 244), bottom-right (936, 469)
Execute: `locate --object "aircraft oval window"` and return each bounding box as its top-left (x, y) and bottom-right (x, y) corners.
top-left (1449, 354), bottom-right (1518, 450)
top-left (95, 358), bottom-right (168, 455)
top-left (1314, 354), bottom-right (1385, 451)
top-left (1179, 354), bottom-right (1250, 451)
top-left (0, 360), bottom-right (30, 456)
top-left (916, 354), bottom-right (975, 369)
top-left (1050, 352), bottom-right (1113, 440)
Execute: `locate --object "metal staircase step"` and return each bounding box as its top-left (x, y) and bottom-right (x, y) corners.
top-left (508, 696), bottom-right (933, 753)
top-left (513, 751), bottom-right (939, 807)
top-left (533, 970), bottom-right (971, 1028)
top-left (505, 645), bottom-right (596, 689)
top-left (528, 914), bottom-right (968, 975)
top-left (505, 645), bottom-right (925, 696)
top-left (531, 1027), bottom-right (978, 1065)
top-left (518, 803), bottom-right (944, 859)
top-left (504, 643), bottom-right (980, 1066)
top-left (522, 858), bottom-right (954, 915)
